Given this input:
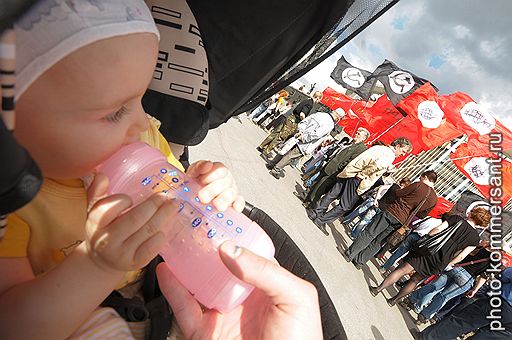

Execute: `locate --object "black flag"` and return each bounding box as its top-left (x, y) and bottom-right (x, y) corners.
top-left (330, 56), bottom-right (374, 100)
top-left (370, 59), bottom-right (437, 106)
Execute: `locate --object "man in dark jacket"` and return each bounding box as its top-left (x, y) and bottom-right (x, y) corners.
top-left (343, 170), bottom-right (439, 267)
top-left (257, 91), bottom-right (323, 156)
top-left (300, 127), bottom-right (370, 208)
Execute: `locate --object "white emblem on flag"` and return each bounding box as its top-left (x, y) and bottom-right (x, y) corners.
top-left (464, 157), bottom-right (490, 185)
top-left (460, 102), bottom-right (496, 135)
top-left (341, 68), bottom-right (366, 88)
top-left (418, 100), bottom-right (444, 128)
top-left (388, 70), bottom-right (415, 94)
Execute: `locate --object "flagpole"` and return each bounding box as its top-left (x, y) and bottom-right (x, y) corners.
top-left (368, 115), bottom-right (406, 144)
top-left (395, 154), bottom-right (491, 172)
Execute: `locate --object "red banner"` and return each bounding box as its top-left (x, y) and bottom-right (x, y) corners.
top-left (429, 197), bottom-right (455, 218)
top-left (451, 143), bottom-right (512, 205)
top-left (366, 96), bottom-right (427, 157)
top-left (438, 92), bottom-right (512, 151)
top-left (397, 83), bottom-right (463, 149)
top-left (321, 87), bottom-right (373, 137)
top-left (321, 87), bottom-right (358, 112)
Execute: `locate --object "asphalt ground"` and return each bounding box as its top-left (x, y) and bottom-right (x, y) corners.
top-left (189, 115), bottom-right (424, 340)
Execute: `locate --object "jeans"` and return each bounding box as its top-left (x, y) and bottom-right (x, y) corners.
top-left (341, 198), bottom-right (376, 239)
top-left (302, 156), bottom-right (324, 174)
top-left (351, 207), bottom-right (379, 239)
top-left (249, 103), bottom-right (268, 120)
top-left (382, 232), bottom-right (421, 270)
top-left (410, 267), bottom-right (474, 319)
top-left (305, 171), bottom-right (321, 188)
top-left (342, 198), bottom-right (374, 224)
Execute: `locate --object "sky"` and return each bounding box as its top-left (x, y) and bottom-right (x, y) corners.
top-left (295, 0), bottom-right (512, 127)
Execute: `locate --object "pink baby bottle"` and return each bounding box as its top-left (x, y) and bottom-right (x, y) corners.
top-left (96, 142), bottom-right (275, 312)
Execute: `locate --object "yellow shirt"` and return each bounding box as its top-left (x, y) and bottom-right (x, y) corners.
top-left (0, 116), bottom-right (183, 288)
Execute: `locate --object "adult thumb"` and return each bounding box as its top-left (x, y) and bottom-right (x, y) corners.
top-left (219, 240), bottom-right (316, 306)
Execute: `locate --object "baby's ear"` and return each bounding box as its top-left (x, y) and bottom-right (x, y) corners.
top-left (85, 173), bottom-right (110, 211)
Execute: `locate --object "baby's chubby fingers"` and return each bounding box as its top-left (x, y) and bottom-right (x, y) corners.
top-left (185, 160), bottom-right (215, 180)
top-left (187, 161), bottom-right (243, 211)
top-left (85, 173), bottom-right (133, 240)
top-left (124, 195), bottom-right (181, 265)
top-left (108, 192), bottom-right (175, 244)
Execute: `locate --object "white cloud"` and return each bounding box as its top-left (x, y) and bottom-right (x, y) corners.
top-left (297, 0), bottom-right (512, 129)
top-left (453, 25), bottom-right (471, 39)
top-left (479, 37), bottom-right (506, 60)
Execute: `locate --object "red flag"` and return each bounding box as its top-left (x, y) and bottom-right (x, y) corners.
top-left (429, 197), bottom-right (455, 218)
top-left (366, 96), bottom-right (427, 156)
top-left (397, 83), bottom-right (463, 149)
top-left (365, 95), bottom-right (404, 139)
top-left (320, 87), bottom-right (358, 112)
top-left (337, 116), bottom-right (372, 137)
top-left (321, 87), bottom-right (375, 137)
top-left (438, 92), bottom-right (495, 136)
top-left (438, 92), bottom-right (512, 151)
top-left (451, 143), bottom-right (512, 205)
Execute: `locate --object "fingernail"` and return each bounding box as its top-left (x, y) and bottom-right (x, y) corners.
top-left (199, 189), bottom-right (212, 202)
top-left (157, 191), bottom-right (176, 201)
top-left (81, 173), bottom-right (96, 189)
top-left (222, 240), bottom-right (242, 258)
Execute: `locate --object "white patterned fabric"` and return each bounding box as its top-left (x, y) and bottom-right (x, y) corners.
top-left (14, 0), bottom-right (159, 100)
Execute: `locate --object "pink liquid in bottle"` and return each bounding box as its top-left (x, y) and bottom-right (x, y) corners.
top-left (96, 142), bottom-right (275, 312)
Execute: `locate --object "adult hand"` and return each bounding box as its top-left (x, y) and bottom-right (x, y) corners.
top-left (157, 241), bottom-right (322, 340)
top-left (84, 173), bottom-right (178, 273)
top-left (187, 161), bottom-right (245, 213)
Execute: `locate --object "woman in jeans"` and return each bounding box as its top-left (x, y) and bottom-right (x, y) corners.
top-left (404, 246), bottom-right (491, 324)
top-left (369, 208), bottom-right (489, 306)
top-left (381, 217), bottom-right (442, 272)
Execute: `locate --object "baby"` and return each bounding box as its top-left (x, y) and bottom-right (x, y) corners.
top-left (0, 1), bottom-right (321, 339)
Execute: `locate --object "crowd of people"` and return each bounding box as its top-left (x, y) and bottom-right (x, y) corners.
top-left (251, 90), bottom-right (512, 339)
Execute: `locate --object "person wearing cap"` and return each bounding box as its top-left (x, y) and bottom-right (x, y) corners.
top-left (267, 108), bottom-right (345, 179)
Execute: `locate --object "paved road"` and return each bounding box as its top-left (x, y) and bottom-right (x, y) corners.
top-left (189, 116), bottom-right (420, 340)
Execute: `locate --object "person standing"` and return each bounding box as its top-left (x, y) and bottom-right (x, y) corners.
top-left (308, 138), bottom-right (413, 234)
top-left (257, 91), bottom-right (323, 156)
top-left (414, 267), bottom-right (512, 340)
top-left (266, 108), bottom-right (344, 179)
top-left (343, 170), bottom-right (438, 267)
top-left (300, 127), bottom-right (370, 208)
top-left (345, 176), bottom-right (410, 239)
top-left (370, 207), bottom-right (488, 306)
top-left (380, 216), bottom-right (441, 272)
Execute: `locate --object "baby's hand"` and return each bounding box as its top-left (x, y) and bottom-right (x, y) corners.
top-left (84, 173), bottom-right (178, 273)
top-left (186, 161), bottom-right (245, 212)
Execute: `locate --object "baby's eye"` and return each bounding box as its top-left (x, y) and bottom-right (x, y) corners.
top-left (102, 106), bottom-right (129, 123)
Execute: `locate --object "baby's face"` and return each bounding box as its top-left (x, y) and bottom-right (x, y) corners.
top-left (15, 33), bottom-right (158, 179)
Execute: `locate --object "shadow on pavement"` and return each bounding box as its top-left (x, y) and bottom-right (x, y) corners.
top-left (330, 222), bottom-right (350, 253)
top-left (371, 325), bottom-right (386, 340)
top-left (361, 264), bottom-right (378, 288)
